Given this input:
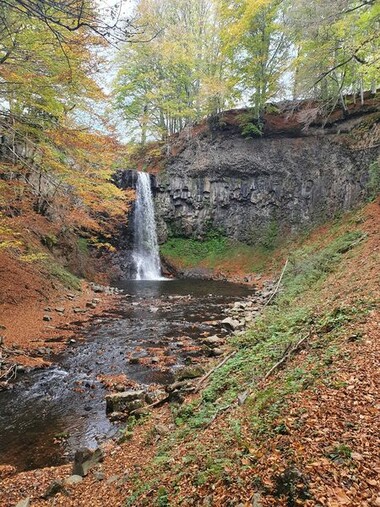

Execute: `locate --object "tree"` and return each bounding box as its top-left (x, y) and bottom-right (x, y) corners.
top-left (113, 0), bottom-right (233, 143)
top-left (0, 0), bottom-right (130, 229)
top-left (285, 0), bottom-right (380, 112)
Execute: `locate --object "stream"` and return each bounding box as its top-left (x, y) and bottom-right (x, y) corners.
top-left (0, 279), bottom-right (253, 472)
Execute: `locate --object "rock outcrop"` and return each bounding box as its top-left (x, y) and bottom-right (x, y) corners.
top-left (154, 124), bottom-right (379, 244)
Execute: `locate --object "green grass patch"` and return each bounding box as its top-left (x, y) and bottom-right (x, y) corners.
top-left (49, 263), bottom-right (81, 290)
top-left (160, 234), bottom-right (271, 272)
top-left (160, 233), bottom-right (229, 268)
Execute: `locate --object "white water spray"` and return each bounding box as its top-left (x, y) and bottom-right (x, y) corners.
top-left (132, 172), bottom-right (162, 280)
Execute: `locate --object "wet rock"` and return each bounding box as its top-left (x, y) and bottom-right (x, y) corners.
top-left (145, 389), bottom-right (166, 404)
top-left (43, 315), bottom-right (52, 322)
top-left (202, 335), bottom-right (225, 348)
top-left (221, 317), bottom-right (241, 331)
top-left (108, 411), bottom-right (128, 422)
top-left (165, 380), bottom-right (192, 393)
top-left (42, 480), bottom-right (66, 498)
top-left (206, 347), bottom-right (224, 357)
top-left (72, 447), bottom-right (104, 477)
top-left (15, 498), bottom-right (30, 507)
top-left (175, 365), bottom-right (205, 381)
top-left (64, 474), bottom-right (83, 485)
top-left (105, 390), bottom-right (146, 414)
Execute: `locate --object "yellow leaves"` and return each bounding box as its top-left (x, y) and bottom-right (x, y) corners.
top-left (20, 252), bottom-right (48, 263)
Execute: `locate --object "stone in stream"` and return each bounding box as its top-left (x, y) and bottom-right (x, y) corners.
top-left (72, 447), bottom-right (104, 477)
top-left (202, 335), bottom-right (225, 348)
top-left (206, 347), bottom-right (224, 357)
top-left (105, 390), bottom-right (146, 414)
top-left (221, 317), bottom-right (242, 331)
top-left (174, 366), bottom-right (205, 381)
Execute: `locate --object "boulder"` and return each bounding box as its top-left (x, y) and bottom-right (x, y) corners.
top-left (174, 365), bottom-right (205, 381)
top-left (72, 447), bottom-right (104, 477)
top-left (105, 390), bottom-right (146, 414)
top-left (64, 475), bottom-right (83, 486)
top-left (221, 317), bottom-right (241, 331)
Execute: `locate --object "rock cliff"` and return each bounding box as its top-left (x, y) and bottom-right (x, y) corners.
top-left (153, 107), bottom-right (380, 244)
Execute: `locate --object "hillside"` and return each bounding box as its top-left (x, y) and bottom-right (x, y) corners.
top-left (1, 197), bottom-right (379, 506)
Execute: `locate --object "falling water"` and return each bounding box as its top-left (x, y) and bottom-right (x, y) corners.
top-left (132, 171), bottom-right (162, 280)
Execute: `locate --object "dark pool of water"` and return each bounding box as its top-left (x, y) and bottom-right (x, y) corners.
top-left (0, 279), bottom-right (253, 471)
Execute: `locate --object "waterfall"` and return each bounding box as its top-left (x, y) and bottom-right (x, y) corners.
top-left (132, 172), bottom-right (162, 280)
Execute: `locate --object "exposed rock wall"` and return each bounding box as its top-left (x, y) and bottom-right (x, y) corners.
top-left (153, 116), bottom-right (379, 244)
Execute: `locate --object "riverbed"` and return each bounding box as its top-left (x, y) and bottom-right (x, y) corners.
top-left (0, 279), bottom-right (254, 472)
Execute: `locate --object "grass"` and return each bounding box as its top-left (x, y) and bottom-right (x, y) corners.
top-left (160, 234), bottom-right (273, 272)
top-left (49, 262), bottom-right (81, 290)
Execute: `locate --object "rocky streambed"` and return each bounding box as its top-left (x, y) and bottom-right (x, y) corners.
top-left (0, 278), bottom-right (273, 474)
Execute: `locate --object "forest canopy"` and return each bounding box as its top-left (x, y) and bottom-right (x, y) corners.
top-left (113, 0), bottom-right (379, 143)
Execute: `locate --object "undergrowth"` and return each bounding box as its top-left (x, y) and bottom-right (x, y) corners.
top-left (160, 234), bottom-right (271, 272)
top-left (125, 225), bottom-right (372, 506)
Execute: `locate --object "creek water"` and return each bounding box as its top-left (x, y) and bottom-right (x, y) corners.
top-left (0, 279), bottom-right (253, 472)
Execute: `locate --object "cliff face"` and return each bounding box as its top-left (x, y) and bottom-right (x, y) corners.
top-left (153, 108), bottom-right (380, 244)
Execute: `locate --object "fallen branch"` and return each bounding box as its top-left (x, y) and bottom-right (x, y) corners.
top-left (203, 404), bottom-right (233, 429)
top-left (0, 364), bottom-right (18, 384)
top-left (261, 334), bottom-right (309, 383)
top-left (195, 350), bottom-right (237, 392)
top-left (263, 258), bottom-right (289, 308)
